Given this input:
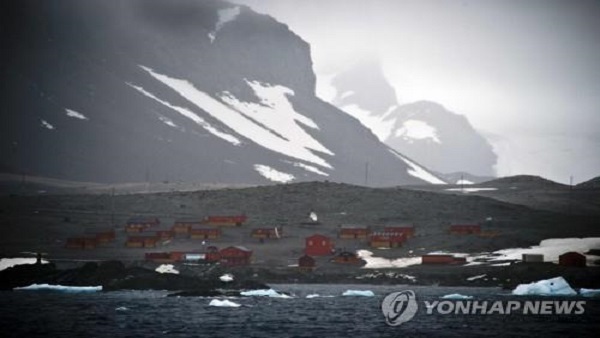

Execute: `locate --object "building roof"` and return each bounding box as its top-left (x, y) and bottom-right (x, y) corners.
top-left (339, 225), bottom-right (369, 229)
top-left (306, 234), bottom-right (331, 241)
top-left (127, 217), bottom-right (159, 224)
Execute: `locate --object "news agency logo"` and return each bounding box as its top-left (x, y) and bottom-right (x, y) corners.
top-left (381, 290), bottom-right (419, 326)
top-left (382, 290), bottom-right (587, 326)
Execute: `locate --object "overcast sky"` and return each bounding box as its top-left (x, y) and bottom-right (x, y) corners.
top-left (234, 0), bottom-right (600, 184)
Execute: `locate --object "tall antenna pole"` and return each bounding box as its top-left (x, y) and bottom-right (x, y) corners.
top-left (364, 161), bottom-right (369, 186)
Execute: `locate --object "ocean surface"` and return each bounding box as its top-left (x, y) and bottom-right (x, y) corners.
top-left (1, 284), bottom-right (598, 337)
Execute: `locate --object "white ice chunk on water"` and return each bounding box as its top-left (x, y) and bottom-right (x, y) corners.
top-left (579, 288), bottom-right (600, 297)
top-left (14, 284), bottom-right (102, 292)
top-left (209, 299), bottom-right (241, 307)
top-left (441, 293), bottom-right (473, 299)
top-left (306, 294), bottom-right (334, 298)
top-left (512, 276), bottom-right (577, 296)
top-left (240, 289), bottom-right (292, 298)
top-left (342, 290), bottom-right (375, 297)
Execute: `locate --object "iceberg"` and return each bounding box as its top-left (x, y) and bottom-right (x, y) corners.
top-left (441, 293), bottom-right (473, 300)
top-left (14, 284), bottom-right (102, 293)
top-left (342, 290), bottom-right (375, 297)
top-left (579, 288), bottom-right (600, 297)
top-left (209, 299), bottom-right (241, 308)
top-left (512, 277), bottom-right (577, 296)
top-left (240, 289), bottom-right (292, 298)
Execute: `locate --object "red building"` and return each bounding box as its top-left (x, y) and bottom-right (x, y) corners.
top-left (369, 232), bottom-right (406, 248)
top-left (384, 226), bottom-right (415, 238)
top-left (126, 236), bottom-right (159, 248)
top-left (155, 230), bottom-right (174, 241)
top-left (126, 217), bottom-right (160, 233)
top-left (449, 224), bottom-right (481, 235)
top-left (92, 230), bottom-right (116, 244)
top-left (305, 234), bottom-right (334, 256)
top-left (205, 215), bottom-right (247, 227)
top-left (298, 255), bottom-right (316, 271)
top-left (422, 254), bottom-right (466, 265)
top-left (338, 225), bottom-right (370, 239)
top-left (65, 236), bottom-right (97, 250)
top-left (333, 251), bottom-right (362, 264)
top-left (251, 227), bottom-right (281, 239)
top-left (145, 252), bottom-right (175, 263)
top-left (172, 219), bottom-right (204, 235)
top-left (219, 246), bottom-right (252, 266)
top-left (559, 252), bottom-right (586, 267)
top-left (190, 227), bottom-right (221, 240)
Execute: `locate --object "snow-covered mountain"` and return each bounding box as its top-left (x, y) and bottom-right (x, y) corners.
top-left (0, 0), bottom-right (445, 186)
top-left (324, 58), bottom-right (497, 177)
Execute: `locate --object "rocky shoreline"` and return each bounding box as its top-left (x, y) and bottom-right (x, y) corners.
top-left (2, 259), bottom-right (599, 294)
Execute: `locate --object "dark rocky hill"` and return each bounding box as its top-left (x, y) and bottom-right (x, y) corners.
top-left (1, 0), bottom-right (441, 187)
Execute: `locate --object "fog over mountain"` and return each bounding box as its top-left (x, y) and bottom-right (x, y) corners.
top-left (325, 58), bottom-right (497, 177)
top-left (235, 0), bottom-right (600, 184)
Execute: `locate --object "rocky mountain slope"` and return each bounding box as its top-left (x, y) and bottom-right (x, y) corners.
top-left (0, 0), bottom-right (444, 186)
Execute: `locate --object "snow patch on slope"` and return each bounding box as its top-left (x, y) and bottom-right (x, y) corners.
top-left (357, 250), bottom-right (421, 268)
top-left (473, 237), bottom-right (600, 265)
top-left (254, 164), bottom-right (295, 183)
top-left (128, 81), bottom-right (241, 145)
top-left (41, 120), bottom-right (55, 130)
top-left (395, 120), bottom-right (441, 144)
top-left (65, 109), bottom-right (88, 120)
top-left (140, 66), bottom-right (333, 169)
top-left (341, 104), bottom-right (395, 141)
top-left (389, 150), bottom-right (447, 184)
top-left (286, 161), bottom-right (329, 176)
top-left (158, 115), bottom-right (178, 128)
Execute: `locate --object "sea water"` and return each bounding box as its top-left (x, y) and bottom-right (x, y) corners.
top-left (0, 284), bottom-right (598, 337)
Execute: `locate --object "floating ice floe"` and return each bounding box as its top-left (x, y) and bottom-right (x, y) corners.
top-left (240, 289), bottom-right (292, 298)
top-left (579, 288), bottom-right (600, 297)
top-left (441, 293), bottom-right (473, 300)
top-left (219, 274), bottom-right (234, 282)
top-left (342, 290), bottom-right (375, 297)
top-left (155, 264), bottom-right (179, 274)
top-left (512, 277), bottom-right (577, 296)
top-left (14, 284), bottom-right (102, 293)
top-left (306, 294), bottom-right (334, 298)
top-left (115, 307), bottom-right (129, 311)
top-left (209, 299), bottom-right (241, 308)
